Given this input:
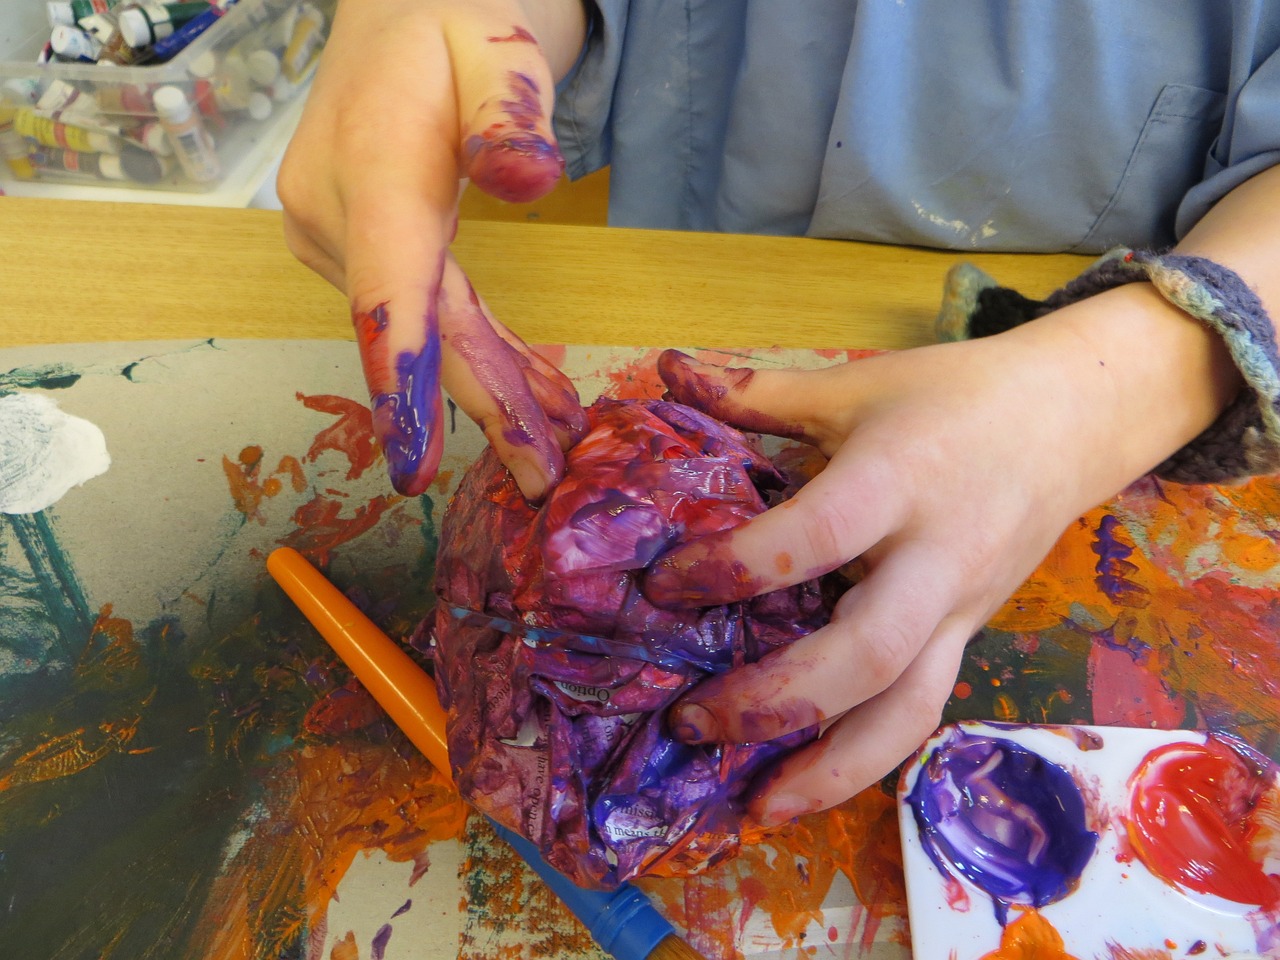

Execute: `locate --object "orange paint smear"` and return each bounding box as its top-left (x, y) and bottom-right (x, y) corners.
top-left (185, 740), bottom-right (465, 960)
top-left (223, 449), bottom-right (309, 524)
top-left (329, 931), bottom-right (359, 960)
top-left (979, 909), bottom-right (1081, 960)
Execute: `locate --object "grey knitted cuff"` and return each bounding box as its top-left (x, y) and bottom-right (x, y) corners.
top-left (936, 248), bottom-right (1280, 485)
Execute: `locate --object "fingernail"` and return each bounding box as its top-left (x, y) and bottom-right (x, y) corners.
top-left (372, 347), bottom-right (443, 496)
top-left (669, 702), bottom-right (720, 744)
top-left (757, 793), bottom-right (817, 828)
top-left (643, 555), bottom-right (757, 609)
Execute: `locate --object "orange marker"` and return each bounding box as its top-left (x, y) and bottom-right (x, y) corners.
top-left (265, 546), bottom-right (451, 782)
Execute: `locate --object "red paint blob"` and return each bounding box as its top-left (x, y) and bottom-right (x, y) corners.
top-left (953, 681), bottom-right (972, 700)
top-left (1125, 736), bottom-right (1280, 908)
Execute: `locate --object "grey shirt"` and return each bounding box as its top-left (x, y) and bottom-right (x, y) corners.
top-left (554, 1), bottom-right (1280, 253)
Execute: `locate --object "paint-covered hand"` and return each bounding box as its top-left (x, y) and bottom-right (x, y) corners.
top-left (278, 0), bottom-right (588, 501)
top-left (643, 294), bottom-right (1233, 825)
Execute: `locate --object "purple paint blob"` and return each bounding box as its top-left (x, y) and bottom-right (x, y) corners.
top-left (1092, 514), bottom-right (1148, 606)
top-left (464, 72), bottom-right (564, 202)
top-left (354, 302), bottom-right (444, 497)
top-left (907, 730), bottom-right (1097, 924)
top-left (429, 398), bottom-right (831, 888)
top-left (370, 923), bottom-right (393, 959)
top-left (374, 340), bottom-right (443, 496)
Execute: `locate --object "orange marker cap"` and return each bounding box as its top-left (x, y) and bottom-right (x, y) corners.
top-left (266, 546), bottom-right (453, 785)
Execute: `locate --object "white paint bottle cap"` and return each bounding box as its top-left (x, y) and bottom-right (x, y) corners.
top-left (152, 84), bottom-right (191, 123)
top-left (245, 49), bottom-right (280, 86)
top-left (117, 7), bottom-right (154, 49)
top-left (247, 91), bottom-right (273, 121)
top-left (187, 50), bottom-right (218, 78)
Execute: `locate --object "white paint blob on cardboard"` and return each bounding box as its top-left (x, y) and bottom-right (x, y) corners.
top-left (0, 392), bottom-right (110, 514)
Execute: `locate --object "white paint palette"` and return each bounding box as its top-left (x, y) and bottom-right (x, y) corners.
top-left (897, 722), bottom-right (1280, 959)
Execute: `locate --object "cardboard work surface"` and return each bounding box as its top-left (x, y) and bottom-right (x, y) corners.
top-left (2, 339), bottom-right (1279, 960)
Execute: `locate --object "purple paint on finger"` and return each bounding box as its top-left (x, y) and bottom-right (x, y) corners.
top-left (644, 547), bottom-right (764, 609)
top-left (465, 73), bottom-right (564, 202)
top-left (354, 303), bottom-right (444, 496)
top-left (657, 349), bottom-right (807, 441)
top-left (444, 280), bottom-right (562, 484)
top-left (906, 730), bottom-right (1097, 925)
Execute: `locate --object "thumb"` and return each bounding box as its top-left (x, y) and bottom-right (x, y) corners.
top-left (446, 13), bottom-right (565, 202)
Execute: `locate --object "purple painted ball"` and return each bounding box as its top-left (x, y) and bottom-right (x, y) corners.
top-left (428, 398), bottom-right (831, 889)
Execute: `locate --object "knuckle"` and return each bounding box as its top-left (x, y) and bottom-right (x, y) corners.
top-left (856, 619), bottom-right (919, 692)
top-left (796, 494), bottom-right (857, 568)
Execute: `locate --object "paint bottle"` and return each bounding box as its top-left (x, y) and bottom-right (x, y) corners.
top-left (149, 5), bottom-right (225, 61)
top-left (0, 110), bottom-right (36, 180)
top-left (35, 79), bottom-right (101, 120)
top-left (281, 2), bottom-right (325, 82)
top-left (151, 85), bottom-right (220, 182)
top-left (13, 108), bottom-right (119, 154)
top-left (49, 24), bottom-right (103, 62)
top-left (46, 0), bottom-right (120, 27)
top-left (30, 145), bottom-right (171, 183)
top-left (121, 119), bottom-right (174, 156)
top-left (96, 21), bottom-right (149, 64)
top-left (2, 77), bottom-right (42, 107)
top-left (245, 48), bottom-right (280, 87)
top-left (116, 1), bottom-right (209, 50)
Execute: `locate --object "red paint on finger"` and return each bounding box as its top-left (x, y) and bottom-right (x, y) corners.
top-left (352, 301), bottom-right (445, 496)
top-left (644, 547), bottom-right (763, 607)
top-left (465, 72), bottom-right (564, 203)
top-left (486, 26), bottom-right (537, 43)
top-left (657, 349), bottom-right (807, 440)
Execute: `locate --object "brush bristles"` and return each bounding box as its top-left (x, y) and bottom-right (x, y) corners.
top-left (650, 934), bottom-right (707, 960)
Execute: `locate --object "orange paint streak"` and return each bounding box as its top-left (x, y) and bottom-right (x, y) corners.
top-left (223, 449), bottom-right (308, 524)
top-left (352, 307), bottom-right (394, 394)
top-left (278, 454), bottom-right (308, 493)
top-left (329, 931), bottom-right (359, 960)
top-left (187, 740), bottom-right (465, 960)
top-left (638, 787), bottom-right (907, 957)
top-left (979, 909), bottom-right (1081, 960)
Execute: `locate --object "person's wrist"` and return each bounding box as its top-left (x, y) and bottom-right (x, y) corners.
top-left (1008, 283), bottom-right (1242, 498)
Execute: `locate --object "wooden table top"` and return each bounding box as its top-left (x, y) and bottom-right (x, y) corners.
top-left (0, 197), bottom-right (1093, 351)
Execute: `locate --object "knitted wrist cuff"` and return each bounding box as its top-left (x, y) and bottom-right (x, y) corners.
top-left (936, 248), bottom-right (1280, 485)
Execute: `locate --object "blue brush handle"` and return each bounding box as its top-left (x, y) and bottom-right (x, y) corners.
top-left (487, 818), bottom-right (674, 960)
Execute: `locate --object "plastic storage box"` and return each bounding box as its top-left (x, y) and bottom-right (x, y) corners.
top-left (0, 0), bottom-right (333, 196)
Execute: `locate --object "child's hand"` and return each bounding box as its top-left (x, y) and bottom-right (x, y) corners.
top-left (278, 0), bottom-right (587, 500)
top-left (644, 285), bottom-right (1237, 825)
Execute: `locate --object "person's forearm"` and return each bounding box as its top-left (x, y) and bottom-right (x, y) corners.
top-left (518, 0), bottom-right (589, 80)
top-left (1176, 164), bottom-right (1280, 314)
